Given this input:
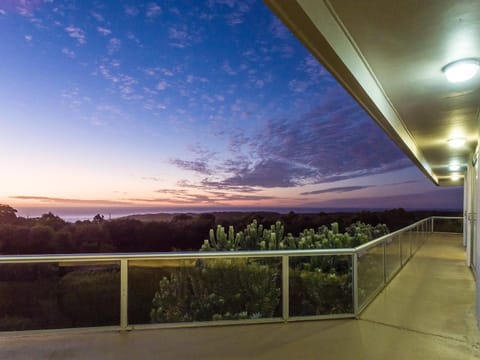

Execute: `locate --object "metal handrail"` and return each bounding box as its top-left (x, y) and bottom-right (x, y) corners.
top-left (0, 248), bottom-right (355, 264)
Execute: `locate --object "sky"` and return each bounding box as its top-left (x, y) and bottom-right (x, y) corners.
top-left (0, 0), bottom-right (463, 215)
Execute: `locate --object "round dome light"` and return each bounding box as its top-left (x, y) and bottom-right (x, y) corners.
top-left (449, 163), bottom-right (460, 171)
top-left (442, 59), bottom-right (480, 83)
top-left (448, 137), bottom-right (466, 148)
top-left (450, 174), bottom-right (460, 181)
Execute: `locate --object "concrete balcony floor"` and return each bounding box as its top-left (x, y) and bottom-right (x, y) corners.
top-left (0, 233), bottom-right (479, 360)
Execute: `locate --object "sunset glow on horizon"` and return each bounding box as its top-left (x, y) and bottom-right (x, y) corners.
top-left (0, 0), bottom-right (463, 214)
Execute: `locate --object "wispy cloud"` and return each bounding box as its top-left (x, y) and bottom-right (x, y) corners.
top-left (0, 9), bottom-right (6, 16)
top-left (146, 2), bottom-right (162, 18)
top-left (270, 17), bottom-right (291, 40)
top-left (131, 186), bottom-right (277, 205)
top-left (91, 11), bottom-right (104, 22)
top-left (170, 83), bottom-right (411, 191)
top-left (168, 25), bottom-right (191, 48)
top-left (222, 61), bottom-right (237, 75)
top-left (300, 185), bottom-right (374, 195)
top-left (107, 38), bottom-right (121, 54)
top-left (97, 26), bottom-right (111, 36)
top-left (207, 0), bottom-right (252, 26)
top-left (126, 31), bottom-right (141, 44)
top-left (10, 196), bottom-right (129, 206)
top-left (156, 80), bottom-right (168, 90)
top-left (288, 79), bottom-right (308, 93)
top-left (141, 176), bottom-right (162, 182)
top-left (65, 26), bottom-right (86, 44)
top-left (170, 159), bottom-right (212, 175)
top-left (124, 5), bottom-right (139, 16)
top-left (306, 188), bottom-right (463, 210)
top-left (61, 47), bottom-right (75, 58)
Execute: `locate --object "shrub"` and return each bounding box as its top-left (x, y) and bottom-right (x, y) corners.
top-left (150, 258), bottom-right (281, 323)
top-left (58, 268), bottom-right (120, 327)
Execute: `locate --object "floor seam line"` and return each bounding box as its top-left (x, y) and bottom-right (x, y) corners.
top-left (358, 318), bottom-right (467, 344)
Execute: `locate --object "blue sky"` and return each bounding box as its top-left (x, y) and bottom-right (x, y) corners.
top-left (0, 0), bottom-right (463, 212)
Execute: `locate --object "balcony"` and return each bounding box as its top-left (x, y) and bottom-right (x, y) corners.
top-left (0, 217), bottom-right (478, 359)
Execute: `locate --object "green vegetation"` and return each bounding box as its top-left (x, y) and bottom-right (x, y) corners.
top-left (150, 220), bottom-right (389, 322)
top-left (0, 204), bottom-right (461, 330)
top-left (0, 204), bottom-right (460, 255)
top-left (150, 259), bottom-right (281, 322)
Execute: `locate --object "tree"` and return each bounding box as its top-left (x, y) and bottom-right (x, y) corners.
top-left (38, 212), bottom-right (66, 230)
top-left (0, 204), bottom-right (17, 224)
top-left (93, 214), bottom-right (105, 222)
top-left (28, 225), bottom-right (55, 253)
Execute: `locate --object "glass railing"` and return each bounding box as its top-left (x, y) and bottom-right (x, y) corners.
top-left (431, 216), bottom-right (463, 233)
top-left (354, 219), bottom-right (431, 312)
top-left (0, 216), bottom-right (462, 332)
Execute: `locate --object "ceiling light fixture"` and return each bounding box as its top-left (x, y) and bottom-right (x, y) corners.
top-left (442, 58), bottom-right (480, 83)
top-left (448, 137), bottom-right (466, 148)
top-left (450, 174), bottom-right (460, 181)
top-left (448, 163), bottom-right (461, 171)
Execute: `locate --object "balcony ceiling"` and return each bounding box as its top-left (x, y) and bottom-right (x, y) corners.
top-left (265, 0), bottom-right (480, 186)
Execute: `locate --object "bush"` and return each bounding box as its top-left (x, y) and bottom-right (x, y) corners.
top-left (128, 266), bottom-right (172, 324)
top-left (290, 269), bottom-right (352, 316)
top-left (150, 258), bottom-right (281, 323)
top-left (58, 268), bottom-right (120, 327)
top-left (0, 316), bottom-right (37, 331)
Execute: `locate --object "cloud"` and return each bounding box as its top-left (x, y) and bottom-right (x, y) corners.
top-left (170, 159), bottom-right (212, 175)
top-left (225, 13), bottom-right (244, 26)
top-left (91, 12), bottom-right (104, 22)
top-left (168, 25), bottom-right (191, 48)
top-left (178, 179), bottom-right (259, 194)
top-left (10, 196), bottom-right (129, 206)
top-left (222, 61), bottom-right (237, 75)
top-left (107, 38), bottom-right (121, 54)
top-left (61, 48), bottom-right (75, 58)
top-left (141, 177), bottom-right (162, 182)
top-left (207, 0), bottom-right (236, 8)
top-left (167, 24), bottom-right (202, 48)
top-left (0, 0), bottom-right (44, 17)
top-left (186, 74), bottom-right (208, 83)
top-left (97, 26), bottom-right (111, 36)
top-left (300, 185), bottom-right (374, 195)
top-left (156, 80), bottom-right (168, 90)
top-left (24, 34), bottom-right (32, 42)
top-left (251, 90), bottom-right (411, 184)
top-left (126, 32), bottom-right (141, 44)
top-left (306, 188), bottom-right (463, 210)
top-left (270, 17), bottom-right (291, 40)
top-left (65, 26), bottom-right (86, 44)
top-left (220, 158), bottom-right (315, 188)
top-left (133, 186), bottom-right (277, 205)
top-left (170, 84), bottom-right (412, 191)
top-left (288, 79), bottom-right (308, 93)
top-left (146, 2), bottom-right (162, 18)
top-left (207, 0), bottom-right (252, 26)
top-left (97, 62), bottom-right (141, 100)
top-left (124, 5), bottom-right (139, 16)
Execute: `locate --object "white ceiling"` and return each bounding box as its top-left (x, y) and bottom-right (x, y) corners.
top-left (265, 0), bottom-right (480, 186)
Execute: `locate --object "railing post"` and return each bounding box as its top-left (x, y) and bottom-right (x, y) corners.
top-left (431, 217), bottom-right (434, 233)
top-left (282, 255), bottom-right (289, 322)
top-left (409, 229), bottom-right (412, 256)
top-left (120, 259), bottom-right (128, 330)
top-left (353, 253), bottom-right (358, 315)
top-left (383, 239), bottom-right (387, 283)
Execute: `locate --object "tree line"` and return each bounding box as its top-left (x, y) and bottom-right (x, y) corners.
top-left (0, 204), bottom-right (459, 255)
